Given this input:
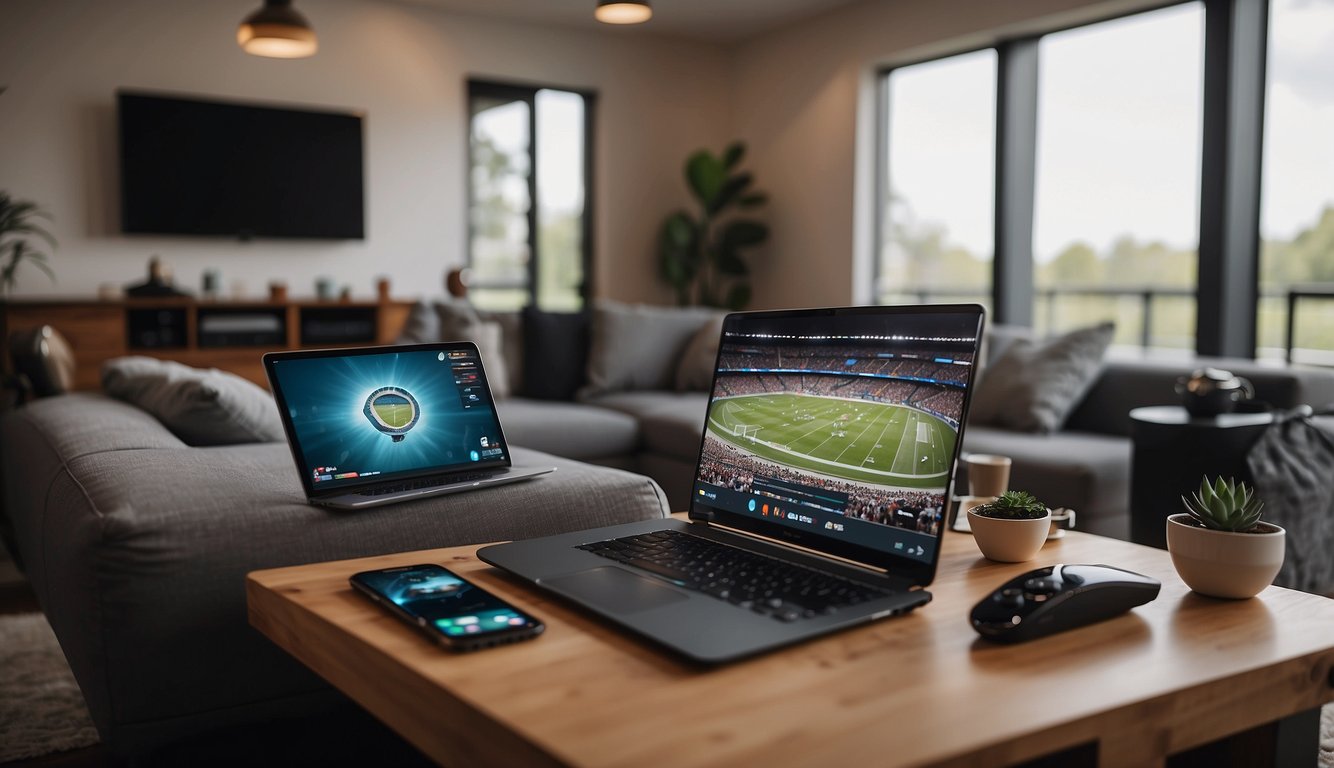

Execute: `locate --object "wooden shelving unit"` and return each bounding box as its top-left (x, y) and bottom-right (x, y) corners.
top-left (1, 297), bottom-right (415, 391)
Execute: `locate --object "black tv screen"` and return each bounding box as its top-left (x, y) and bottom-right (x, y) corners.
top-left (118, 91), bottom-right (364, 239)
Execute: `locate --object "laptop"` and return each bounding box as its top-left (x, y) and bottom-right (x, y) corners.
top-left (264, 342), bottom-right (555, 509)
top-left (479, 304), bottom-right (985, 663)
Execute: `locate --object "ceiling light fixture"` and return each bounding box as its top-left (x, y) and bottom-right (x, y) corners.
top-left (238, 0), bottom-right (318, 58)
top-left (595, 0), bottom-right (652, 25)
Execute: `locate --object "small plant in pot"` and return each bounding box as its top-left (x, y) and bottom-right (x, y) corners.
top-left (968, 491), bottom-right (1051, 563)
top-left (1167, 476), bottom-right (1285, 599)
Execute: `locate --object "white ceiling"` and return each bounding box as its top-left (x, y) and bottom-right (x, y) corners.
top-left (393, 0), bottom-right (862, 43)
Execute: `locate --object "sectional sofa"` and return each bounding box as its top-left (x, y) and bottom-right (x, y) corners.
top-left (7, 301), bottom-right (1334, 757)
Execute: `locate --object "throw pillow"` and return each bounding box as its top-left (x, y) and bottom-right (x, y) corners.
top-left (521, 307), bottom-right (590, 400)
top-left (968, 322), bottom-right (1115, 433)
top-left (463, 320), bottom-right (510, 400)
top-left (434, 299), bottom-right (524, 396)
top-left (101, 356), bottom-right (285, 446)
top-left (582, 301), bottom-right (722, 396)
top-left (675, 314), bottom-right (726, 391)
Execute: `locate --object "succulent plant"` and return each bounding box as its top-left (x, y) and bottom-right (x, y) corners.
top-left (972, 490), bottom-right (1048, 520)
top-left (1181, 476), bottom-right (1265, 532)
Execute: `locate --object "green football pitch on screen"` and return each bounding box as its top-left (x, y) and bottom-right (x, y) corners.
top-left (707, 393), bottom-right (956, 489)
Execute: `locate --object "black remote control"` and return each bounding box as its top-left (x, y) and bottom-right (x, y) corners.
top-left (970, 563), bottom-right (1160, 643)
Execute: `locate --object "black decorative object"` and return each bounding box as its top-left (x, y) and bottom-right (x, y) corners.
top-left (1175, 367), bottom-right (1253, 417)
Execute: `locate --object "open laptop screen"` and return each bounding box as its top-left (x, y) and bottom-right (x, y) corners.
top-left (689, 306), bottom-right (984, 580)
top-left (266, 344), bottom-right (511, 496)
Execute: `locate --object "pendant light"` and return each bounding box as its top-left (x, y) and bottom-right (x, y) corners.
top-left (595, 0), bottom-right (652, 25)
top-left (238, 0), bottom-right (318, 58)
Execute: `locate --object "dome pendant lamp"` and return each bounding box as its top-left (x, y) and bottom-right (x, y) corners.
top-left (595, 0), bottom-right (652, 25)
top-left (238, 0), bottom-right (318, 58)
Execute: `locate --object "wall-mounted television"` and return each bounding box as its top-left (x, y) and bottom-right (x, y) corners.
top-left (118, 91), bottom-right (365, 239)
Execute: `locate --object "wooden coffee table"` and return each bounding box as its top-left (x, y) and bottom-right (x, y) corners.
top-left (248, 522), bottom-right (1334, 767)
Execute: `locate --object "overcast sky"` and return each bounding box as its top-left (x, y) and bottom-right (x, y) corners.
top-left (887, 0), bottom-right (1334, 263)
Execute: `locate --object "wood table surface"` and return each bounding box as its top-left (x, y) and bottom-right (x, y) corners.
top-left (248, 521), bottom-right (1334, 768)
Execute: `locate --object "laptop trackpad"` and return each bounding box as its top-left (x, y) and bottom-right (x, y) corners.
top-left (543, 567), bottom-right (688, 615)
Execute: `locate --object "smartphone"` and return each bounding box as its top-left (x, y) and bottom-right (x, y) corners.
top-left (349, 563), bottom-right (544, 651)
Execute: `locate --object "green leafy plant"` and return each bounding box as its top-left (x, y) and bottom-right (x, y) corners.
top-left (0, 193), bottom-right (56, 294)
top-left (972, 490), bottom-right (1048, 520)
top-left (1181, 475), bottom-right (1265, 532)
top-left (659, 142), bottom-right (768, 309)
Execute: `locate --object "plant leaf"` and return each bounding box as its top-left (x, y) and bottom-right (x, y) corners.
top-left (707, 173), bottom-right (753, 215)
top-left (738, 193), bottom-right (768, 208)
top-left (725, 282), bottom-right (752, 311)
top-left (685, 151), bottom-right (727, 209)
top-left (722, 142), bottom-right (745, 169)
top-left (720, 219), bottom-right (769, 249)
top-left (714, 246), bottom-right (748, 276)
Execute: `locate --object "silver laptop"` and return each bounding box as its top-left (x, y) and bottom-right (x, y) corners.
top-left (264, 342), bottom-right (554, 509)
top-left (479, 305), bottom-right (985, 663)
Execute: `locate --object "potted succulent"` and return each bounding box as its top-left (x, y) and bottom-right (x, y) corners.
top-left (1167, 476), bottom-right (1285, 599)
top-left (968, 491), bottom-right (1051, 563)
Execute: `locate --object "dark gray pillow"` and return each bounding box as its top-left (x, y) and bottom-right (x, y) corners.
top-left (434, 299), bottom-right (524, 396)
top-left (101, 357), bottom-right (285, 446)
top-left (969, 322), bottom-right (1115, 433)
top-left (582, 301), bottom-right (721, 396)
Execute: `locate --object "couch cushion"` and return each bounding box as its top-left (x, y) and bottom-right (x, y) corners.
top-left (970, 322), bottom-right (1114, 433)
top-left (583, 301), bottom-right (721, 396)
top-left (521, 307), bottom-right (590, 401)
top-left (581, 391), bottom-right (710, 462)
top-left (496, 397), bottom-right (639, 459)
top-left (962, 425), bottom-right (1130, 538)
top-left (102, 357), bottom-right (285, 445)
top-left (1065, 356), bottom-right (1334, 437)
top-left (675, 314), bottom-right (726, 391)
top-left (401, 300), bottom-right (525, 397)
top-left (2, 401), bottom-right (668, 752)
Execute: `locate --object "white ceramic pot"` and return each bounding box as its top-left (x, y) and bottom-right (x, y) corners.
top-left (967, 509), bottom-right (1050, 562)
top-left (1165, 513), bottom-right (1286, 599)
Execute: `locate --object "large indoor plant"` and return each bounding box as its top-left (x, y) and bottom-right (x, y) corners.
top-left (1166, 476), bottom-right (1285, 599)
top-left (658, 142), bottom-right (768, 310)
top-left (968, 491), bottom-right (1051, 562)
top-left (0, 192), bottom-right (57, 294)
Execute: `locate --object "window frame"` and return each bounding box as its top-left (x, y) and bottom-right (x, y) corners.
top-left (465, 78), bottom-right (598, 310)
top-left (873, 0), bottom-right (1270, 358)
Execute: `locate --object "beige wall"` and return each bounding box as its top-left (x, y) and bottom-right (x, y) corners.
top-left (0, 0), bottom-right (731, 303)
top-left (730, 0), bottom-right (1168, 310)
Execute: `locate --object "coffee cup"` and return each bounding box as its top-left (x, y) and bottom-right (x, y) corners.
top-left (967, 454), bottom-right (1012, 498)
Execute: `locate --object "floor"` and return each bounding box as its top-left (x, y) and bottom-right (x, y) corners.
top-left (0, 557), bottom-right (431, 768)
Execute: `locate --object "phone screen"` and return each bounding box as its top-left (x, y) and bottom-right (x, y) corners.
top-left (351, 564), bottom-right (542, 643)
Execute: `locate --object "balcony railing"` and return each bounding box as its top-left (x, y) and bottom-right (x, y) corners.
top-left (879, 284), bottom-right (1334, 365)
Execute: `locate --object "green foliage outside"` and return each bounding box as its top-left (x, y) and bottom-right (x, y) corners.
top-left (880, 199), bottom-right (1334, 357)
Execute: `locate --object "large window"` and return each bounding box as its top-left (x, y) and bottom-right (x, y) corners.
top-left (876, 0), bottom-right (1334, 364)
top-left (879, 50), bottom-right (996, 309)
top-left (1258, 0), bottom-right (1334, 364)
top-left (1033, 4), bottom-right (1203, 350)
top-left (467, 81), bottom-right (593, 311)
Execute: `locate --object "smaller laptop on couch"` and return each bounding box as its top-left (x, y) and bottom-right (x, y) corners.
top-left (264, 343), bottom-right (553, 509)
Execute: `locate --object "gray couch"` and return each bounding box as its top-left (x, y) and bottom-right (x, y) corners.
top-left (476, 315), bottom-right (1334, 540)
top-left (1, 393), bottom-right (669, 755)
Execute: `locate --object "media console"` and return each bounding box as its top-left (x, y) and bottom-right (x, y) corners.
top-left (1, 297), bottom-right (414, 390)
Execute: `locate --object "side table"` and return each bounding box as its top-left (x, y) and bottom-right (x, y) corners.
top-left (1129, 405), bottom-right (1274, 549)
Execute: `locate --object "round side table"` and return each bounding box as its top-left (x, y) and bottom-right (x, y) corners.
top-left (1128, 406), bottom-right (1274, 549)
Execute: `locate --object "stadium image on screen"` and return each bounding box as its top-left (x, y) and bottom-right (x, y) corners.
top-left (696, 329), bottom-right (974, 543)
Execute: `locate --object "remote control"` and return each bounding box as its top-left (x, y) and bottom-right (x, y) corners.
top-left (970, 563), bottom-right (1160, 643)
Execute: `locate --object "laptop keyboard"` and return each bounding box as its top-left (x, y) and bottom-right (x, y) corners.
top-left (357, 472), bottom-right (496, 496)
top-left (576, 529), bottom-right (894, 623)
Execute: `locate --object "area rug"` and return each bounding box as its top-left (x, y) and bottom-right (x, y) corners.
top-left (1323, 702), bottom-right (1333, 768)
top-left (0, 612), bottom-right (100, 763)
